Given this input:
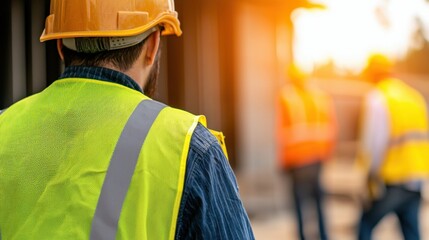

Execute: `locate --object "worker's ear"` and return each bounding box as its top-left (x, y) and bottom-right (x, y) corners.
top-left (144, 31), bottom-right (161, 66)
top-left (57, 39), bottom-right (64, 61)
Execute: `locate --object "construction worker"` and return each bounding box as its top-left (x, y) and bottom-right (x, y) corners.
top-left (277, 64), bottom-right (337, 240)
top-left (0, 1), bottom-right (254, 239)
top-left (357, 53), bottom-right (429, 240)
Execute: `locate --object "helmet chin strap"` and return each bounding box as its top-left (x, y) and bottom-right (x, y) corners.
top-left (62, 27), bottom-right (158, 53)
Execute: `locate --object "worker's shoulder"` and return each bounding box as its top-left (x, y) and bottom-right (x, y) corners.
top-left (189, 123), bottom-right (220, 157)
top-left (159, 105), bottom-right (222, 158)
top-left (162, 104), bottom-right (197, 119)
top-left (0, 92), bottom-right (41, 118)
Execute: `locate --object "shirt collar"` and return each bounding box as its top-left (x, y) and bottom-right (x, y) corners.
top-left (59, 66), bottom-right (143, 93)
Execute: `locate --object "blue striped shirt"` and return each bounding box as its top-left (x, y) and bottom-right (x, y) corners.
top-left (60, 66), bottom-right (255, 239)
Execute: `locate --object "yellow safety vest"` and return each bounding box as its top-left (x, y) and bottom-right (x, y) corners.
top-left (377, 78), bottom-right (429, 183)
top-left (0, 78), bottom-right (221, 239)
top-left (277, 85), bottom-right (336, 168)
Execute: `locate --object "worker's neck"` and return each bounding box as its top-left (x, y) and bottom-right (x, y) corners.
top-left (101, 61), bottom-right (148, 91)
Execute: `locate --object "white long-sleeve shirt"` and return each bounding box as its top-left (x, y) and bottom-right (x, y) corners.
top-left (360, 89), bottom-right (390, 175)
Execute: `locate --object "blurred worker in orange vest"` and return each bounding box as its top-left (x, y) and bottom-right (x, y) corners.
top-left (357, 53), bottom-right (429, 240)
top-left (277, 63), bottom-right (337, 240)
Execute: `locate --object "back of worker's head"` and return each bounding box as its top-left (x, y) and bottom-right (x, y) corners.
top-left (40, 0), bottom-right (181, 70)
top-left (60, 37), bottom-right (151, 71)
top-left (364, 53), bottom-right (393, 83)
top-left (287, 63), bottom-right (307, 89)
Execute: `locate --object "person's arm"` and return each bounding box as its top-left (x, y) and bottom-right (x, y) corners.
top-left (175, 123), bottom-right (255, 240)
top-left (360, 90), bottom-right (389, 176)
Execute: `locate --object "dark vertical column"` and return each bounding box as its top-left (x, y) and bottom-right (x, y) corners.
top-left (180, 0), bottom-right (200, 114)
top-left (218, 1), bottom-right (238, 168)
top-left (25, 0), bottom-right (47, 94)
top-left (167, 0), bottom-right (239, 168)
top-left (11, 0), bottom-right (27, 103)
top-left (44, 0), bottom-right (62, 86)
top-left (0, 0), bottom-right (12, 108)
top-left (165, 0), bottom-right (202, 113)
top-left (165, 1), bottom-right (187, 109)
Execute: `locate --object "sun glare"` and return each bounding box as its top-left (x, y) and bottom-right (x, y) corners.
top-left (292, 0), bottom-right (429, 74)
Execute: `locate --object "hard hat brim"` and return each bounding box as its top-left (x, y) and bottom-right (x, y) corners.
top-left (40, 13), bottom-right (182, 42)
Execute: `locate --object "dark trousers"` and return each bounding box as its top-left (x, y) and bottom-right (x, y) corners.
top-left (289, 161), bottom-right (328, 240)
top-left (358, 185), bottom-right (422, 240)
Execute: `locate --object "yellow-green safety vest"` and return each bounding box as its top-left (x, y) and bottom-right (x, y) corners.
top-left (377, 78), bottom-right (429, 183)
top-left (0, 78), bottom-right (224, 239)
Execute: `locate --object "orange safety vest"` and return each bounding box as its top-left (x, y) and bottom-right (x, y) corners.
top-left (277, 85), bottom-right (336, 168)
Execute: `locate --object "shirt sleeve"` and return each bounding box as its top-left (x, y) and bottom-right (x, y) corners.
top-left (175, 123), bottom-right (255, 240)
top-left (360, 90), bottom-right (390, 175)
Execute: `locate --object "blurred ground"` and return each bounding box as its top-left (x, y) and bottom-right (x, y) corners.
top-left (239, 158), bottom-right (429, 240)
top-left (250, 196), bottom-right (429, 240)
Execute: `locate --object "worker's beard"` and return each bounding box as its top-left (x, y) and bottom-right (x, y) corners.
top-left (143, 49), bottom-right (161, 98)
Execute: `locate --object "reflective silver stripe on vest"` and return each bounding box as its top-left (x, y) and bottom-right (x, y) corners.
top-left (389, 131), bottom-right (429, 147)
top-left (90, 100), bottom-right (166, 240)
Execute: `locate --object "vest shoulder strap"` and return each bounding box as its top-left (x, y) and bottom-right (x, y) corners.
top-left (209, 129), bottom-right (229, 160)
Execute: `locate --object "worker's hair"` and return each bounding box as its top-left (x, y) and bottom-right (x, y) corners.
top-left (62, 38), bottom-right (147, 71)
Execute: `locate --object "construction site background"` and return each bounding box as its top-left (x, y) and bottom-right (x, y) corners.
top-left (242, 74), bottom-right (429, 239)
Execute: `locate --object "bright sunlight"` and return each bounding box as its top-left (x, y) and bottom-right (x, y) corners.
top-left (292, 0), bottom-right (429, 74)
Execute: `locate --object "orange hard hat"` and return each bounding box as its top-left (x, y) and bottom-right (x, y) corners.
top-left (40, 0), bottom-right (182, 42)
top-left (364, 53), bottom-right (393, 77)
top-left (287, 63), bottom-right (307, 81)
